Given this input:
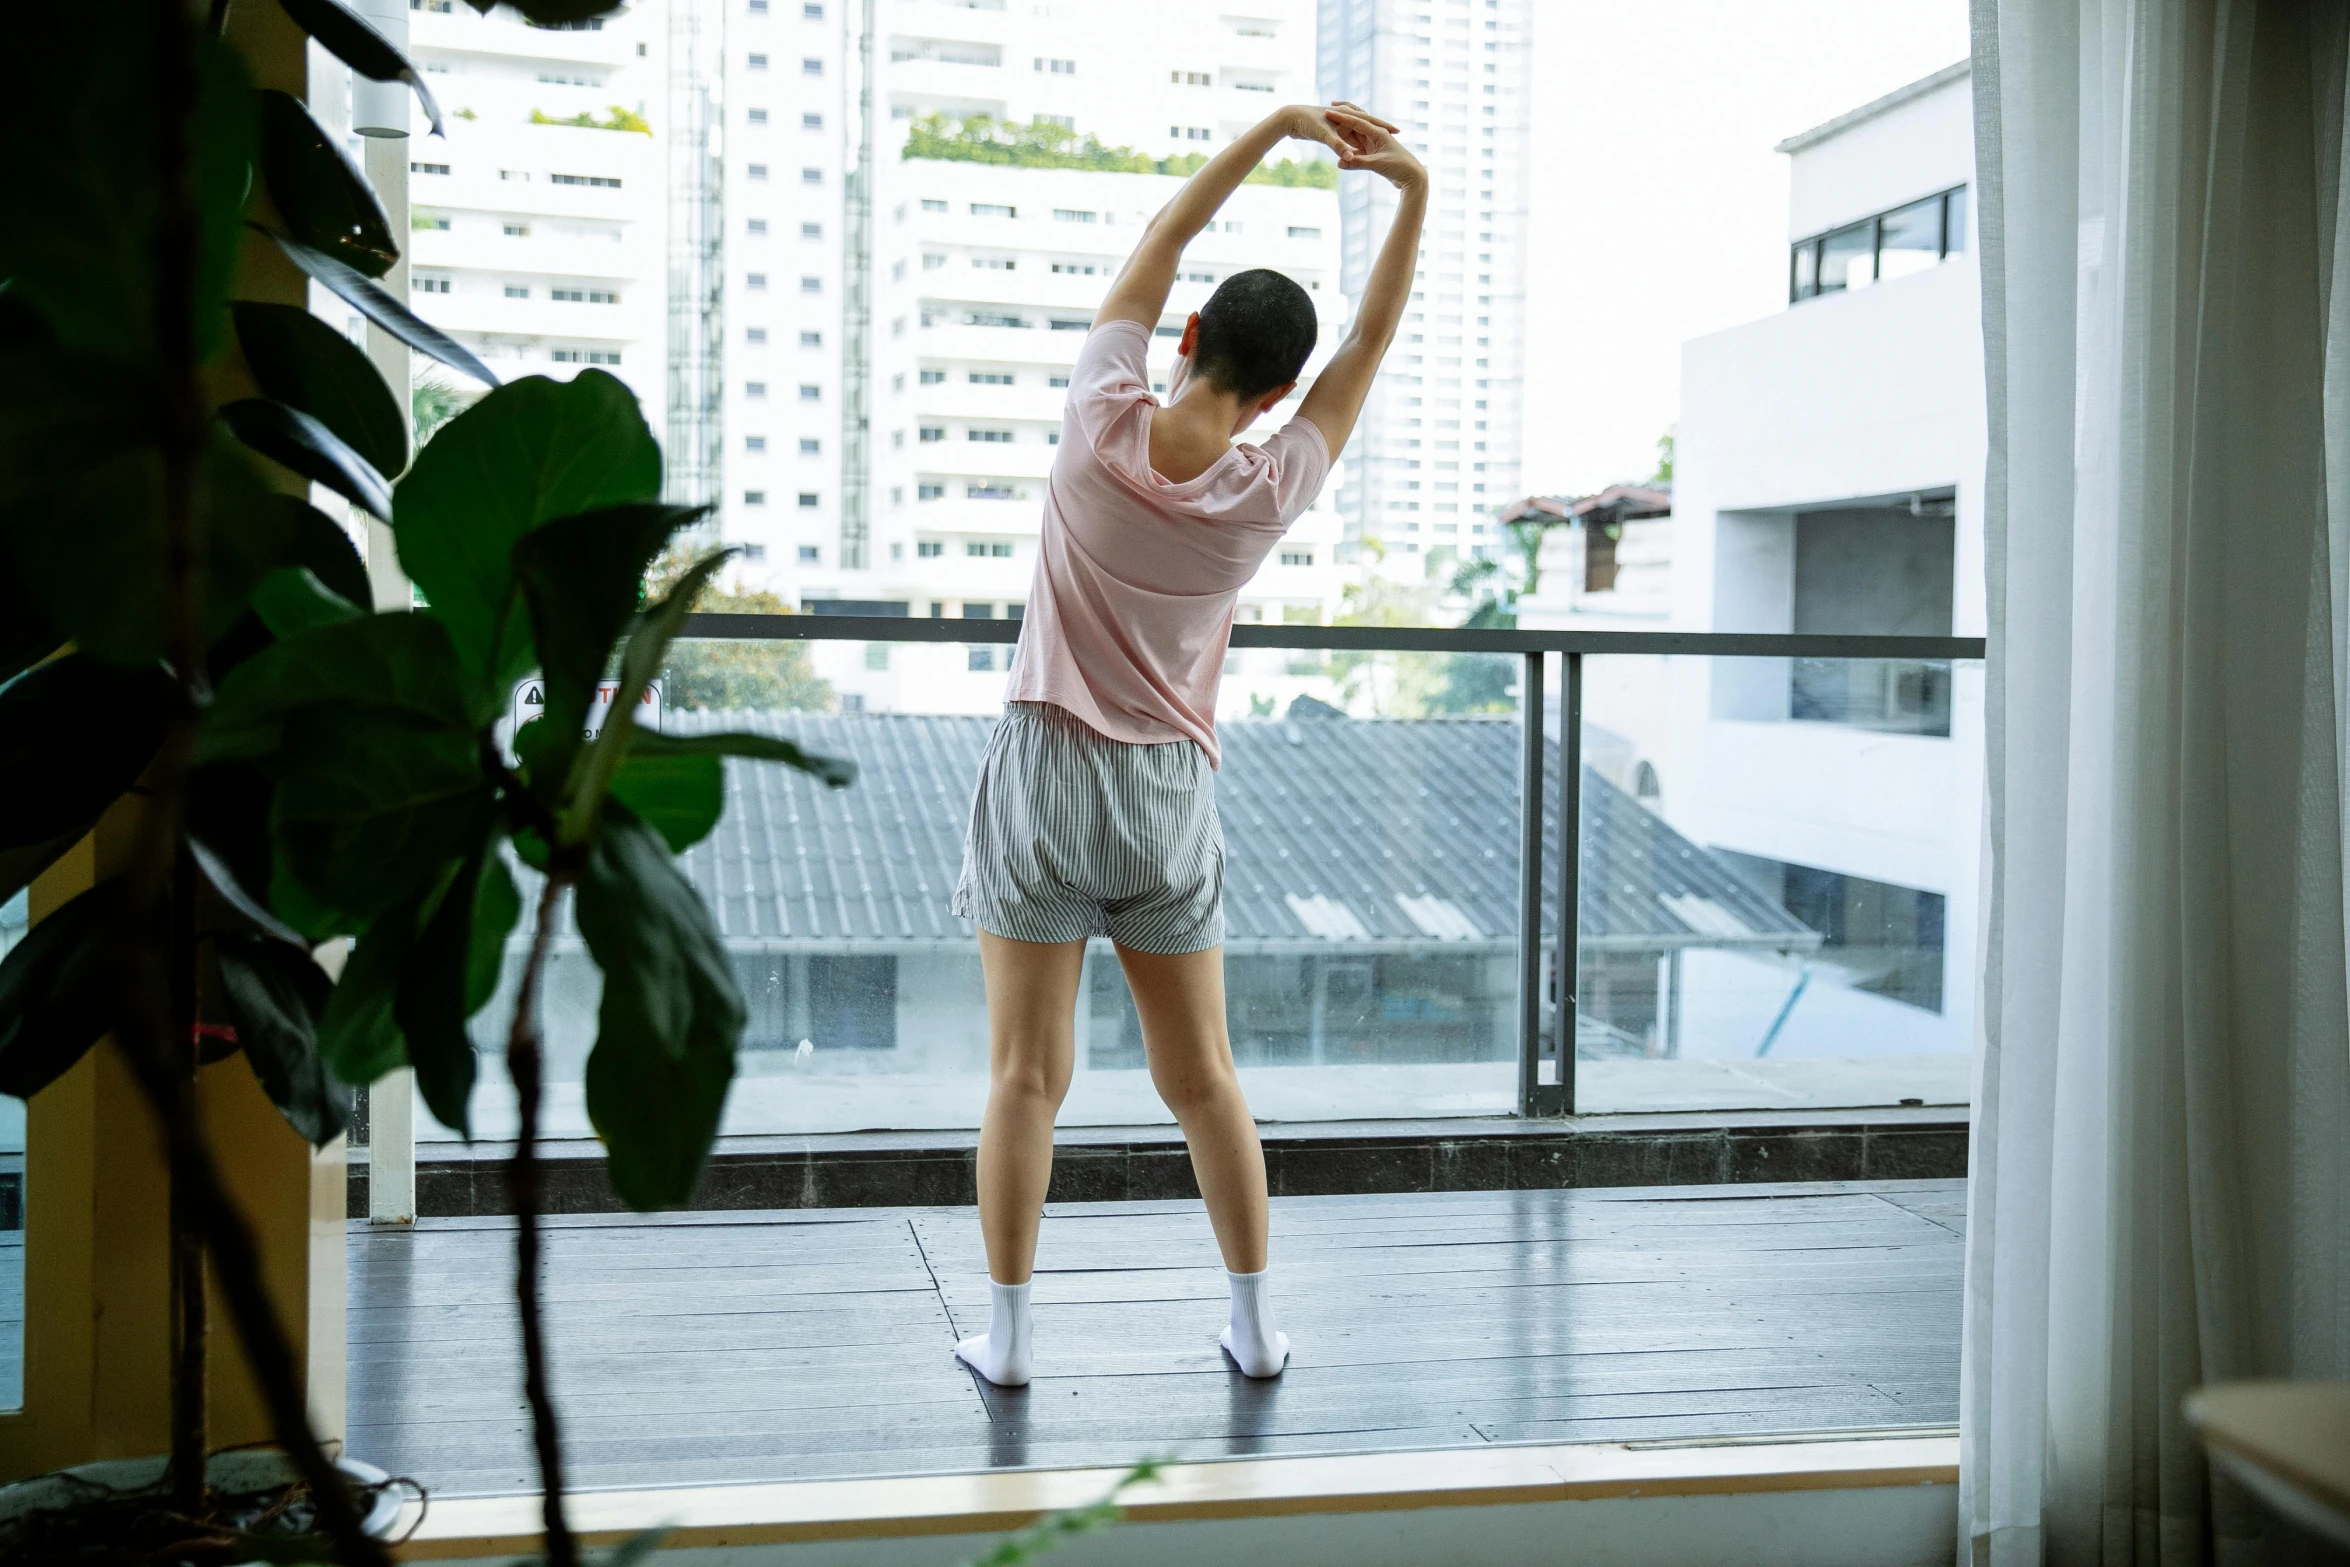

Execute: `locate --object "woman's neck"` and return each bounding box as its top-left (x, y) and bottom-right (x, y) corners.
top-left (1150, 382), bottom-right (1254, 483)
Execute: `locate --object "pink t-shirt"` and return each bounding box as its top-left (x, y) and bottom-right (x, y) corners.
top-left (1005, 320), bottom-right (1331, 768)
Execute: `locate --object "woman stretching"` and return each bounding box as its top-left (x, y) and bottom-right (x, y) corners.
top-left (949, 100), bottom-right (1427, 1384)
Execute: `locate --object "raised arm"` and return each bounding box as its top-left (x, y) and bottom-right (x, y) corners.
top-left (1296, 110), bottom-right (1427, 457)
top-left (1095, 106), bottom-right (1362, 332)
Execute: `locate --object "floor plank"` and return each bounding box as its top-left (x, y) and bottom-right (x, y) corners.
top-left (345, 1179), bottom-right (1963, 1497)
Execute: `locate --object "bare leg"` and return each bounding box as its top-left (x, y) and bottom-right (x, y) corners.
top-left (1117, 944), bottom-right (1267, 1273)
top-left (973, 930), bottom-right (1086, 1285)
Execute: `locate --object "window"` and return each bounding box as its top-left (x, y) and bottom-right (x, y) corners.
top-left (798, 545), bottom-right (820, 562)
top-left (1035, 56), bottom-right (1075, 72)
top-left (969, 372), bottom-right (1013, 385)
top-left (551, 289), bottom-right (618, 303)
top-left (922, 253), bottom-right (947, 270)
top-left (970, 202), bottom-right (1016, 217)
top-left (800, 330), bottom-right (823, 347)
top-left (798, 492), bottom-right (819, 507)
top-left (1790, 186), bottom-right (1968, 303)
top-left (801, 167), bottom-right (823, 185)
top-left (918, 483), bottom-right (944, 500)
top-left (1049, 318), bottom-right (1089, 331)
top-left (799, 438), bottom-right (821, 455)
top-left (803, 112), bottom-right (823, 129)
top-left (1172, 69), bottom-right (1210, 84)
top-left (418, 215), bottom-right (451, 230)
top-left (968, 429), bottom-right (1013, 442)
top-left (741, 542), bottom-right (766, 560)
top-left (919, 425), bottom-right (945, 442)
top-left (967, 483), bottom-right (1015, 499)
top-left (799, 383), bottom-right (821, 401)
top-left (1050, 261), bottom-right (1097, 274)
top-left (921, 198), bottom-right (949, 212)
top-left (550, 349), bottom-right (621, 364)
top-left (966, 311), bottom-right (1024, 328)
top-left (864, 643), bottom-right (890, 671)
top-left (972, 256), bottom-right (1015, 270)
top-left (748, 162), bottom-right (770, 180)
top-left (801, 221), bottom-right (823, 240)
top-left (745, 435), bottom-right (767, 452)
top-left (1288, 225), bottom-right (1322, 239)
top-left (1171, 125), bottom-right (1211, 140)
top-left (411, 161), bottom-right (450, 175)
top-left (747, 107), bottom-right (769, 125)
top-left (917, 540), bottom-right (944, 557)
top-left (744, 489), bottom-right (768, 505)
top-left (504, 285), bottom-right (530, 298)
top-left (1280, 550), bottom-right (1312, 566)
top-left (801, 275), bottom-right (822, 294)
top-left (746, 327), bottom-right (769, 345)
top-left (747, 218), bottom-right (769, 235)
top-left (413, 276), bottom-right (450, 293)
top-left (802, 57), bottom-right (823, 74)
top-left (746, 381), bottom-right (768, 398)
top-left (803, 1), bottom-right (822, 14)
top-left (1048, 374), bottom-right (1070, 388)
top-left (747, 51), bottom-right (770, 68)
top-left (968, 647), bottom-right (996, 672)
top-left (1053, 208), bottom-right (1095, 223)
top-left (920, 369), bottom-right (945, 384)
top-left (550, 173), bottom-right (622, 188)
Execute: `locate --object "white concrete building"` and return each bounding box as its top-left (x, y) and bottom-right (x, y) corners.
top-left (403, 2), bottom-right (670, 412)
top-left (1315, 0), bottom-right (1530, 575)
top-left (717, 0), bottom-right (1351, 710)
top-left (1522, 62), bottom-right (1984, 1108)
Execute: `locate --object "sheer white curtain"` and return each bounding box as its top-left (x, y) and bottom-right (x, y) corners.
top-left (1962, 1), bottom-right (2350, 1563)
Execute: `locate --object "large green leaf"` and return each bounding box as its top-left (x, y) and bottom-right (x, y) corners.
top-left (316, 891), bottom-right (419, 1091)
top-left (0, 17), bottom-right (254, 362)
top-left (467, 852), bottom-right (522, 1014)
top-left (392, 373), bottom-right (660, 689)
top-left (275, 495), bottom-right (373, 611)
top-left (250, 567), bottom-right (365, 639)
top-left (0, 318), bottom-right (301, 666)
top-left (511, 501), bottom-right (706, 787)
top-left (560, 551), bottom-right (729, 845)
top-left (575, 807), bottom-right (744, 1209)
top-left (608, 749), bottom-right (723, 853)
top-left (262, 227), bottom-right (499, 388)
top-left (255, 90), bottom-right (397, 280)
top-left (221, 398), bottom-right (392, 521)
top-left (393, 841), bottom-right (498, 1134)
top-left (275, 0), bottom-right (447, 138)
top-left (0, 656), bottom-right (178, 904)
top-left (0, 878), bottom-right (151, 1100)
top-left (270, 706), bottom-right (489, 928)
top-left (233, 302), bottom-right (408, 479)
top-left (214, 935), bottom-right (351, 1146)
top-left (630, 728), bottom-right (857, 789)
top-left (201, 612), bottom-right (483, 763)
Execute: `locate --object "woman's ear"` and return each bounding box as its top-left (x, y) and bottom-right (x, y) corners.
top-left (1178, 313), bottom-right (1202, 357)
top-left (1259, 380), bottom-right (1299, 418)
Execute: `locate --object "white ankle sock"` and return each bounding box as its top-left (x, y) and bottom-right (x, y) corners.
top-left (954, 1279), bottom-right (1033, 1387)
top-left (1220, 1268), bottom-right (1290, 1378)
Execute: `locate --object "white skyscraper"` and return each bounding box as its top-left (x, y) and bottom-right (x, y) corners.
top-left (1316, 0), bottom-right (1528, 572)
top-left (402, 2), bottom-right (671, 414)
top-left (716, 0), bottom-right (1352, 706)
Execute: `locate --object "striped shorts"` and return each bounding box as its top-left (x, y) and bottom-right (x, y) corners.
top-left (952, 702), bottom-right (1226, 953)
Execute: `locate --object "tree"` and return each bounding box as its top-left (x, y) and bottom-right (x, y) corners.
top-left (644, 549), bottom-right (835, 713)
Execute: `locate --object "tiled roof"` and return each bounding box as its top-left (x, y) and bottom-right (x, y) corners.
top-left (656, 712), bottom-right (1817, 955)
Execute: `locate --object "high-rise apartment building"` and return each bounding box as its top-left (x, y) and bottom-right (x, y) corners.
top-left (718, 0), bottom-right (1351, 709)
top-left (1316, 0), bottom-right (1528, 572)
top-left (402, 1), bottom-right (670, 414)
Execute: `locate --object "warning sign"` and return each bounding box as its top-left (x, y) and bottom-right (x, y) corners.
top-left (508, 678), bottom-right (663, 752)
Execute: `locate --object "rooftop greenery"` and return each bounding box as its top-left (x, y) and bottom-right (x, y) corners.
top-left (902, 113), bottom-right (1336, 187)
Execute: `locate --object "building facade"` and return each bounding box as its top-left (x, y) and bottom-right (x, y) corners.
top-left (1521, 63), bottom-right (1984, 1102)
top-left (403, 1), bottom-right (671, 411)
top-left (1315, 0), bottom-right (1530, 574)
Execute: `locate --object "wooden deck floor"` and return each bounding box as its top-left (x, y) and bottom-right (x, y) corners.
top-left (345, 1180), bottom-right (1965, 1498)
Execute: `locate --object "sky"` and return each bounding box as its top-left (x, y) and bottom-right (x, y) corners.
top-left (1516, 0), bottom-right (1971, 497)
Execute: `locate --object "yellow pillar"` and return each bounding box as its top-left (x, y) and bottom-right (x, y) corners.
top-left (0, 0), bottom-right (346, 1481)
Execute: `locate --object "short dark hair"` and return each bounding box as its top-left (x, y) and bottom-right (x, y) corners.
top-left (1192, 269), bottom-right (1317, 401)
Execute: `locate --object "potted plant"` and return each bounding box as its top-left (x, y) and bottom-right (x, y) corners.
top-left (0, 2), bottom-right (850, 1562)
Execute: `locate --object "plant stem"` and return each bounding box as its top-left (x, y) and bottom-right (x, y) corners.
top-left (168, 845), bottom-right (209, 1516)
top-left (507, 872), bottom-right (578, 1567)
top-left (139, 1), bottom-right (379, 1559)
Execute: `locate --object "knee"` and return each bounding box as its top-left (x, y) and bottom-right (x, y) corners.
top-left (1151, 1052), bottom-right (1238, 1120)
top-left (992, 1052), bottom-right (1072, 1108)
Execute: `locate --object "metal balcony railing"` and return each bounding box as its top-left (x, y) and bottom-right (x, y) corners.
top-left (679, 613), bottom-right (1988, 1116)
